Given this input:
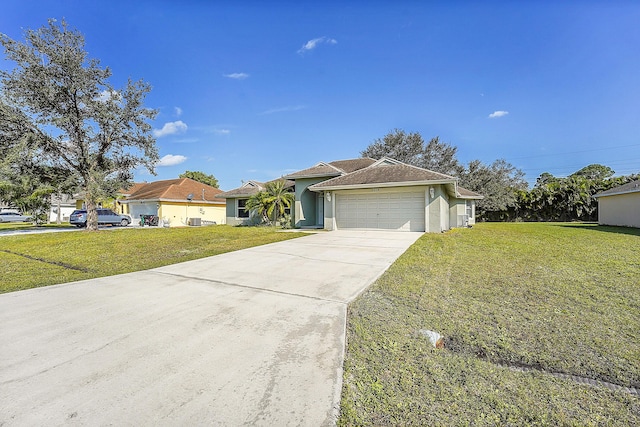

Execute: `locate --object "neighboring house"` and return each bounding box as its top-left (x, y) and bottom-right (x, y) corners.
top-left (221, 157), bottom-right (482, 233)
top-left (73, 182), bottom-right (146, 213)
top-left (120, 178), bottom-right (226, 227)
top-left (49, 194), bottom-right (78, 223)
top-left (593, 180), bottom-right (640, 228)
top-left (216, 179), bottom-right (295, 226)
top-left (115, 182), bottom-right (147, 215)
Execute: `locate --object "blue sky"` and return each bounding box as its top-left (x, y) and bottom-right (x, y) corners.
top-left (2, 1), bottom-right (639, 189)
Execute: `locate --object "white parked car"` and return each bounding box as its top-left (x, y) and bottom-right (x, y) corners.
top-left (0, 211), bottom-right (32, 222)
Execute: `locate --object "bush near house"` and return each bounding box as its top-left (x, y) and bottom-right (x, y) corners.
top-left (340, 222), bottom-right (640, 426)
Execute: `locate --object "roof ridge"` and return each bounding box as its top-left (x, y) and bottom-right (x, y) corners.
top-left (364, 157), bottom-right (458, 180)
top-left (319, 161), bottom-right (345, 174)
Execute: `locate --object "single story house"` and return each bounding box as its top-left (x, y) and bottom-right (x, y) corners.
top-left (216, 179), bottom-right (295, 226)
top-left (120, 178), bottom-right (226, 227)
top-left (593, 180), bottom-right (640, 228)
top-left (219, 157), bottom-right (482, 233)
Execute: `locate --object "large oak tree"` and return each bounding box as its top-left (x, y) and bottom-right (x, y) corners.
top-left (0, 19), bottom-right (158, 230)
top-left (361, 129), bottom-right (464, 176)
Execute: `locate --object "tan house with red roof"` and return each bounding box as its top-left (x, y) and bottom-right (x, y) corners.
top-left (120, 178), bottom-right (226, 227)
top-left (219, 157), bottom-right (482, 232)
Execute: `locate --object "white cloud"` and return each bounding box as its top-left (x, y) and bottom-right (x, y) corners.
top-left (175, 107), bottom-right (183, 117)
top-left (297, 36), bottom-right (337, 54)
top-left (157, 154), bottom-right (187, 167)
top-left (259, 105), bottom-right (306, 115)
top-left (153, 120), bottom-right (188, 137)
top-left (489, 110), bottom-right (509, 118)
top-left (214, 128), bottom-right (231, 135)
top-left (224, 72), bottom-right (249, 80)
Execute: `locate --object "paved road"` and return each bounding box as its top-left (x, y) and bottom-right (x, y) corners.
top-left (0, 230), bottom-right (422, 426)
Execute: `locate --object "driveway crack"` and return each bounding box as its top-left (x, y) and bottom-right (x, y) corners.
top-left (151, 271), bottom-right (346, 304)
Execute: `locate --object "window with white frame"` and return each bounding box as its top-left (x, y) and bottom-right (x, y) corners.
top-left (466, 200), bottom-right (473, 219)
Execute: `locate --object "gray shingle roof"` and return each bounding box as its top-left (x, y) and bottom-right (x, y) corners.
top-left (456, 186), bottom-right (483, 199)
top-left (216, 178), bottom-right (294, 199)
top-left (309, 162), bottom-right (456, 189)
top-left (594, 180), bottom-right (640, 198)
top-left (329, 158), bottom-right (377, 173)
top-left (283, 163), bottom-right (343, 179)
top-left (284, 158), bottom-right (377, 179)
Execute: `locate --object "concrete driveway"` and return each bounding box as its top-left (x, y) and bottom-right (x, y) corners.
top-left (0, 230), bottom-right (422, 426)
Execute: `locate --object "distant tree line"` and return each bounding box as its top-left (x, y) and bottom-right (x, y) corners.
top-left (496, 166), bottom-right (638, 222)
top-left (362, 129), bottom-right (638, 222)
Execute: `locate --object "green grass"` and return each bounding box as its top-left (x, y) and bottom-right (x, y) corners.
top-left (0, 222), bottom-right (73, 230)
top-left (340, 222), bottom-right (640, 426)
top-left (0, 225), bottom-right (303, 293)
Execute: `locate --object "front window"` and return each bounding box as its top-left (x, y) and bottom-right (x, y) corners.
top-left (237, 199), bottom-right (249, 218)
top-left (466, 200), bottom-right (473, 219)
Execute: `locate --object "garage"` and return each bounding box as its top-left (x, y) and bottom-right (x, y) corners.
top-left (335, 190), bottom-right (425, 231)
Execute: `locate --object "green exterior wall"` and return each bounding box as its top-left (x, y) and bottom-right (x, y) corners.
top-left (293, 177), bottom-right (327, 227)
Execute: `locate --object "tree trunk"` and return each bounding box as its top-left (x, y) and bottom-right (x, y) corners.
top-left (56, 195), bottom-right (61, 224)
top-left (85, 196), bottom-right (99, 231)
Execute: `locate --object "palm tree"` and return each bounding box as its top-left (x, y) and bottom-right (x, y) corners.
top-left (263, 179), bottom-right (294, 226)
top-left (246, 179), bottom-right (294, 226)
top-left (245, 191), bottom-right (271, 224)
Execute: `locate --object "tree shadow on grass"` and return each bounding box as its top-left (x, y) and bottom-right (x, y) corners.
top-left (556, 223), bottom-right (640, 237)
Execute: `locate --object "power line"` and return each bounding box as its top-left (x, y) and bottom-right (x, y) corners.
top-left (519, 159), bottom-right (640, 173)
top-left (509, 143), bottom-right (640, 161)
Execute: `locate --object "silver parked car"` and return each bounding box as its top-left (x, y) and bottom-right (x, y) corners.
top-left (0, 211), bottom-right (32, 222)
top-left (69, 209), bottom-right (131, 228)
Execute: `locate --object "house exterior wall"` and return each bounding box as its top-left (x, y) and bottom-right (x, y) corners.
top-left (224, 198), bottom-right (259, 226)
top-left (127, 201), bottom-right (225, 227)
top-left (440, 190), bottom-right (450, 231)
top-left (597, 193), bottom-right (640, 228)
top-left (323, 192), bottom-right (335, 230)
top-left (159, 202), bottom-right (226, 227)
top-left (294, 177), bottom-right (328, 227)
top-left (49, 205), bottom-right (76, 223)
top-left (119, 201), bottom-right (131, 216)
top-left (448, 198), bottom-right (476, 227)
top-left (449, 199), bottom-right (466, 228)
top-left (427, 185), bottom-right (449, 232)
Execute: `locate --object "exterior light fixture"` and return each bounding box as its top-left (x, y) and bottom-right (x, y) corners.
top-left (429, 188), bottom-right (435, 199)
top-left (326, 192), bottom-right (332, 201)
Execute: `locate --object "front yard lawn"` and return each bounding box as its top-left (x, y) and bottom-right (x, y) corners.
top-left (340, 222), bottom-right (640, 426)
top-left (0, 226), bottom-right (303, 293)
top-left (0, 222), bottom-right (73, 231)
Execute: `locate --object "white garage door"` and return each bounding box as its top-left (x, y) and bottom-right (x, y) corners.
top-left (336, 191), bottom-right (425, 231)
